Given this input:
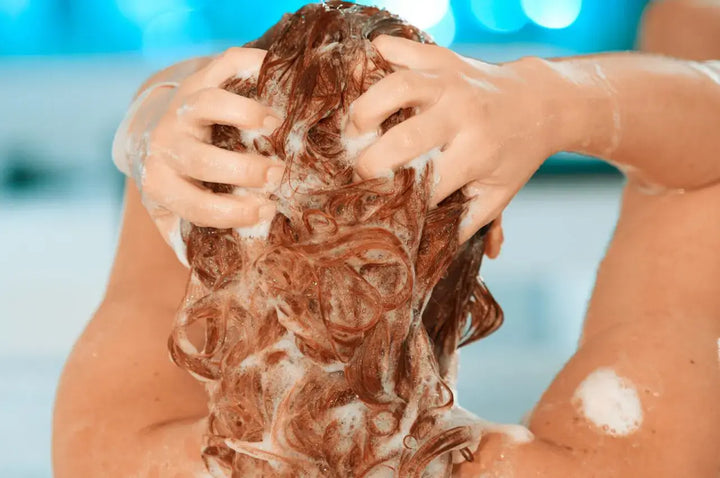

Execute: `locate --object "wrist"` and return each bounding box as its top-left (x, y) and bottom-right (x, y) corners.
top-left (509, 56), bottom-right (618, 158)
top-left (112, 82), bottom-right (177, 178)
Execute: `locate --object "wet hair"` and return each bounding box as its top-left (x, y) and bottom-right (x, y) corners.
top-left (168, 2), bottom-right (502, 477)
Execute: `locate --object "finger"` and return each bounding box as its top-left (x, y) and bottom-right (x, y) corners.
top-left (348, 69), bottom-right (442, 135)
top-left (484, 214), bottom-right (504, 259)
top-left (457, 185), bottom-right (507, 244)
top-left (429, 139), bottom-right (479, 205)
top-left (372, 35), bottom-right (460, 70)
top-left (355, 108), bottom-right (451, 178)
top-left (142, 162), bottom-right (274, 228)
top-left (198, 47), bottom-right (268, 86)
top-left (179, 87), bottom-right (280, 130)
top-left (174, 141), bottom-right (284, 188)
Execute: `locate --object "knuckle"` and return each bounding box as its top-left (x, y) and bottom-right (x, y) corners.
top-left (394, 129), bottom-right (415, 150)
top-left (194, 87), bottom-right (217, 106)
top-left (184, 150), bottom-right (204, 177)
top-left (394, 71), bottom-right (416, 95)
top-left (234, 99), bottom-right (260, 123)
top-left (189, 199), bottom-right (226, 225)
top-left (194, 67), bottom-right (217, 87)
top-left (234, 157), bottom-right (253, 178)
top-left (244, 159), bottom-right (265, 181)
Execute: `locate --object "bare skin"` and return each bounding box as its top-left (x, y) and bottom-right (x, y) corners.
top-left (111, 50), bottom-right (281, 257)
top-left (54, 1), bottom-right (720, 476)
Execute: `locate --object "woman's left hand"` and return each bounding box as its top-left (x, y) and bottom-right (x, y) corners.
top-left (347, 35), bottom-right (573, 243)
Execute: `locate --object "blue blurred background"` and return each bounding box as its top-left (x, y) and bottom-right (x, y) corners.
top-left (0, 0), bottom-right (650, 476)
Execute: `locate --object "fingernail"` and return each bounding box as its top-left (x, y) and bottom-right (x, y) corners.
top-left (263, 115), bottom-right (282, 131)
top-left (265, 165), bottom-right (284, 186)
top-left (258, 203), bottom-right (276, 222)
top-left (357, 159), bottom-right (392, 180)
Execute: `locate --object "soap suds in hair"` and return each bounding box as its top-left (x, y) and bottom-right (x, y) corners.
top-left (572, 367), bottom-right (643, 436)
top-left (407, 147), bottom-right (441, 182)
top-left (169, 3), bottom-right (504, 477)
top-left (233, 221), bottom-right (272, 239)
top-left (167, 218), bottom-right (190, 267)
top-left (341, 129), bottom-right (379, 163)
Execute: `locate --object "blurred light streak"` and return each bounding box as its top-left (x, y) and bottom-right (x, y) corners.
top-left (116, 0), bottom-right (191, 26)
top-left (470, 0), bottom-right (528, 33)
top-left (374, 0), bottom-right (449, 29)
top-left (521, 0), bottom-right (582, 29)
top-left (426, 8), bottom-right (456, 46)
top-left (0, 0), bottom-right (29, 17)
top-left (140, 7), bottom-right (214, 64)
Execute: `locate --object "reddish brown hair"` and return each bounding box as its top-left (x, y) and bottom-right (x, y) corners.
top-left (168, 3), bottom-right (502, 476)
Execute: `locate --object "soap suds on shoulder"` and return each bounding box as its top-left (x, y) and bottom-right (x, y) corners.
top-left (572, 367), bottom-right (643, 436)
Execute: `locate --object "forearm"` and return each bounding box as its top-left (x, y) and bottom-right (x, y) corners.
top-left (535, 54), bottom-right (720, 190)
top-left (113, 57), bottom-right (212, 178)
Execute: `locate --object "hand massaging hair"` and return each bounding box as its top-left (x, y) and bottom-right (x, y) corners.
top-left (168, 2), bottom-right (503, 476)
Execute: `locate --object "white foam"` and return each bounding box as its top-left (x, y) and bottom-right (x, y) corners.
top-left (544, 60), bottom-right (596, 86)
top-left (176, 102), bottom-right (193, 117)
top-left (689, 60), bottom-right (720, 85)
top-left (227, 187), bottom-right (274, 239)
top-left (444, 350), bottom-right (460, 391)
top-left (342, 130), bottom-right (378, 163)
top-left (322, 361), bottom-right (346, 374)
top-left (317, 41), bottom-right (341, 54)
top-left (168, 218), bottom-right (190, 267)
top-left (333, 401), bottom-right (366, 433)
top-left (285, 126), bottom-right (306, 156)
top-left (240, 128), bottom-right (265, 145)
top-left (459, 192), bottom-right (483, 233)
top-left (235, 68), bottom-right (258, 81)
top-left (406, 147), bottom-right (441, 182)
top-left (446, 406), bottom-right (534, 465)
top-left (233, 220), bottom-right (272, 239)
top-left (572, 367), bottom-right (643, 436)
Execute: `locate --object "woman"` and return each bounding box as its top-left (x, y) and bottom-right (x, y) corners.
top-left (53, 1), bottom-right (720, 476)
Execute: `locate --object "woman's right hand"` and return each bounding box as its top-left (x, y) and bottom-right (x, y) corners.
top-left (112, 47), bottom-right (284, 261)
top-left (346, 37), bottom-right (582, 244)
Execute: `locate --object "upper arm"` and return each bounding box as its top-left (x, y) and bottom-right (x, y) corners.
top-left (53, 182), bottom-right (208, 477)
top-left (460, 184), bottom-right (720, 477)
top-left (640, 0), bottom-right (720, 60)
top-left (530, 183), bottom-right (720, 476)
top-left (582, 182), bottom-right (720, 341)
